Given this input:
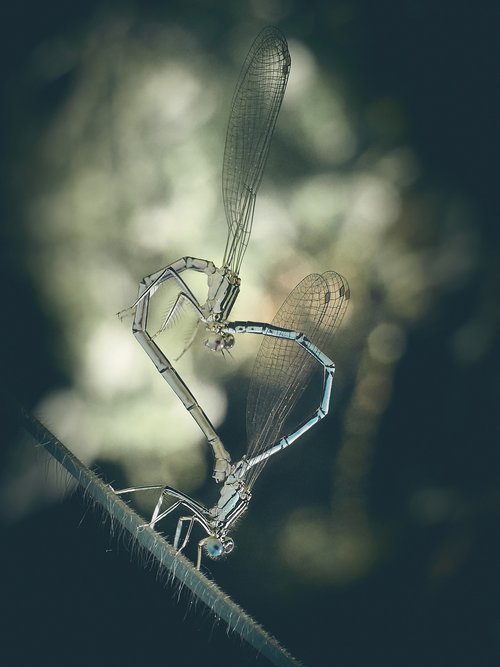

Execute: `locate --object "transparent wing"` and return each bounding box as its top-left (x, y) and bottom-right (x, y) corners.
top-left (222, 26), bottom-right (291, 273)
top-left (245, 272), bottom-right (350, 488)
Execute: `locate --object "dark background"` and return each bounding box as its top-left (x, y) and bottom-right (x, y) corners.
top-left (1, 1), bottom-right (500, 666)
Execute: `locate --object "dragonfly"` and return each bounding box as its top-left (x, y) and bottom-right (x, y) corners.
top-left (119, 27), bottom-right (291, 483)
top-left (115, 271), bottom-right (350, 569)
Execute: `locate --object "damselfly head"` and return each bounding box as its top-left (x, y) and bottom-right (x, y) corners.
top-left (204, 536), bottom-right (234, 559)
top-left (205, 330), bottom-right (235, 352)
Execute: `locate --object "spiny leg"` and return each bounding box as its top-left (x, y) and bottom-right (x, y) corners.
top-left (151, 496), bottom-right (182, 528)
top-left (152, 291), bottom-right (204, 340)
top-left (117, 257), bottom-right (214, 320)
top-left (110, 484), bottom-right (183, 531)
top-left (117, 267), bottom-right (175, 320)
top-left (174, 516), bottom-right (197, 552)
top-left (111, 484), bottom-right (166, 496)
top-left (197, 538), bottom-right (207, 571)
top-left (174, 319), bottom-right (201, 362)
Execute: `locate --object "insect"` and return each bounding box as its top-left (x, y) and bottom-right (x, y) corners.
top-left (115, 271), bottom-right (350, 569)
top-left (119, 27), bottom-right (291, 483)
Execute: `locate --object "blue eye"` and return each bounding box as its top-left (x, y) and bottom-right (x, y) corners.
top-left (205, 537), bottom-right (224, 558)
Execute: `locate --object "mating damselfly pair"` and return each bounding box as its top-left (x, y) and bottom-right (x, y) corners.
top-left (113, 26), bottom-right (350, 570)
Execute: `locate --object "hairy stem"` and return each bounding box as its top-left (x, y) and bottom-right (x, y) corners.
top-left (19, 407), bottom-right (302, 667)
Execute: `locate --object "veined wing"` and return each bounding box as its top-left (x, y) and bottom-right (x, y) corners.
top-left (222, 26), bottom-right (290, 273)
top-left (245, 272), bottom-right (350, 488)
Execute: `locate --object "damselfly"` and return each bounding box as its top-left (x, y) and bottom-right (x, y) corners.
top-left (119, 27), bottom-right (291, 482)
top-left (115, 271), bottom-right (350, 569)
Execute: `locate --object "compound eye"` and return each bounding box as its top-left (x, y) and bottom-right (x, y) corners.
top-left (224, 334), bottom-right (235, 350)
top-left (223, 538), bottom-right (235, 554)
top-left (204, 537), bottom-right (224, 559)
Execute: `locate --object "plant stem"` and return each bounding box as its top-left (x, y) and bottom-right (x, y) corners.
top-left (19, 407), bottom-right (303, 667)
